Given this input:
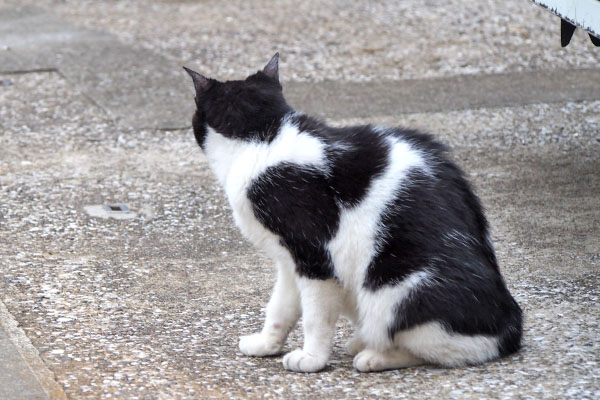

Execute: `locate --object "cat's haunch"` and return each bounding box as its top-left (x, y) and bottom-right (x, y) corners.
top-left (184, 54), bottom-right (522, 373)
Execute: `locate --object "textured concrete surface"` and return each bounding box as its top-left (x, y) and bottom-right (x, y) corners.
top-left (285, 69), bottom-right (600, 119)
top-left (21, 0), bottom-right (600, 81)
top-left (0, 6), bottom-right (192, 130)
top-left (5, 7), bottom-right (600, 129)
top-left (1, 0), bottom-right (599, 399)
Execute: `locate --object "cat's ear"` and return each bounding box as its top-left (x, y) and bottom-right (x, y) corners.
top-left (183, 66), bottom-right (211, 94)
top-left (262, 52), bottom-right (280, 82)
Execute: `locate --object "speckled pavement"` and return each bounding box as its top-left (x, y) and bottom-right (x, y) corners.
top-left (1, 1), bottom-right (599, 399)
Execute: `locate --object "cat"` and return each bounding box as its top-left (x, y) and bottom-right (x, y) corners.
top-left (183, 53), bottom-right (522, 373)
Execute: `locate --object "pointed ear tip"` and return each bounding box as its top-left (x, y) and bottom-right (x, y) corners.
top-left (183, 66), bottom-right (195, 76)
top-left (265, 52), bottom-right (280, 69)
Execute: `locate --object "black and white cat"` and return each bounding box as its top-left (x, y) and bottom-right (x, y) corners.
top-left (184, 53), bottom-right (522, 373)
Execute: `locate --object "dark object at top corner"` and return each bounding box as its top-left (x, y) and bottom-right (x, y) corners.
top-left (561, 18), bottom-right (600, 47)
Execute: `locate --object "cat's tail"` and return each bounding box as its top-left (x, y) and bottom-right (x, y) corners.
top-left (497, 300), bottom-right (523, 357)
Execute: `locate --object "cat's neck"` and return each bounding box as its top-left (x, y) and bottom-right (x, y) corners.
top-left (203, 115), bottom-right (329, 191)
top-left (203, 126), bottom-right (253, 186)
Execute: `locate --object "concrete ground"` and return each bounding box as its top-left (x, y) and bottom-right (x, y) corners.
top-left (0, 0), bottom-right (599, 399)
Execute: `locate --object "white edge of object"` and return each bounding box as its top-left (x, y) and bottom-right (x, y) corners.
top-left (83, 205), bottom-right (137, 220)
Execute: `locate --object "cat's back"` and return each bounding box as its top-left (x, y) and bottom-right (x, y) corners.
top-left (292, 116), bottom-right (455, 209)
top-left (288, 117), bottom-right (499, 284)
top-left (252, 114), bottom-right (483, 236)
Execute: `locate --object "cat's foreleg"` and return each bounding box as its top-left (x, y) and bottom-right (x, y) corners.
top-left (283, 278), bottom-right (343, 372)
top-left (239, 263), bottom-right (300, 356)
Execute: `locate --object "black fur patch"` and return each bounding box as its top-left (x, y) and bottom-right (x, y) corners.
top-left (191, 109), bottom-right (208, 149)
top-left (248, 164), bottom-right (338, 279)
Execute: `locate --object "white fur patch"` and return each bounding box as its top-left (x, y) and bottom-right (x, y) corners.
top-left (203, 120), bottom-right (327, 189)
top-left (283, 278), bottom-right (344, 372)
top-left (353, 347), bottom-right (424, 372)
top-left (398, 321), bottom-right (500, 366)
top-left (239, 260), bottom-right (301, 357)
top-left (356, 269), bottom-right (434, 351)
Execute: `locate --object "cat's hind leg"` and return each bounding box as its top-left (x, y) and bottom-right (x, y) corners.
top-left (282, 278), bottom-right (344, 372)
top-left (353, 347), bottom-right (425, 372)
top-left (239, 262), bottom-right (300, 357)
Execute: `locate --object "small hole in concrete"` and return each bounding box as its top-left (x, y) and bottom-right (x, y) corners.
top-left (103, 204), bottom-right (130, 212)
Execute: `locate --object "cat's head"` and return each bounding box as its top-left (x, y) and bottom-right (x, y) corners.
top-left (184, 53), bottom-right (292, 149)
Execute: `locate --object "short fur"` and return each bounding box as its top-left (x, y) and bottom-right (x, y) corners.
top-left (184, 54), bottom-right (522, 373)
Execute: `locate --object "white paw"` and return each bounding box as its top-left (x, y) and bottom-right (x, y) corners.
top-left (239, 333), bottom-right (283, 357)
top-left (353, 348), bottom-right (423, 372)
top-left (353, 349), bottom-right (386, 372)
top-left (282, 349), bottom-right (327, 373)
top-left (345, 335), bottom-right (366, 356)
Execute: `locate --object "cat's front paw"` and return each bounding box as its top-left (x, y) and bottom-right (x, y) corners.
top-left (353, 349), bottom-right (386, 372)
top-left (353, 348), bottom-right (423, 372)
top-left (239, 333), bottom-right (283, 357)
top-left (282, 349), bottom-right (327, 373)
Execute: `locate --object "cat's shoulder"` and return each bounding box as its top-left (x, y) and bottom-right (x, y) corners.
top-left (285, 113), bottom-right (448, 157)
